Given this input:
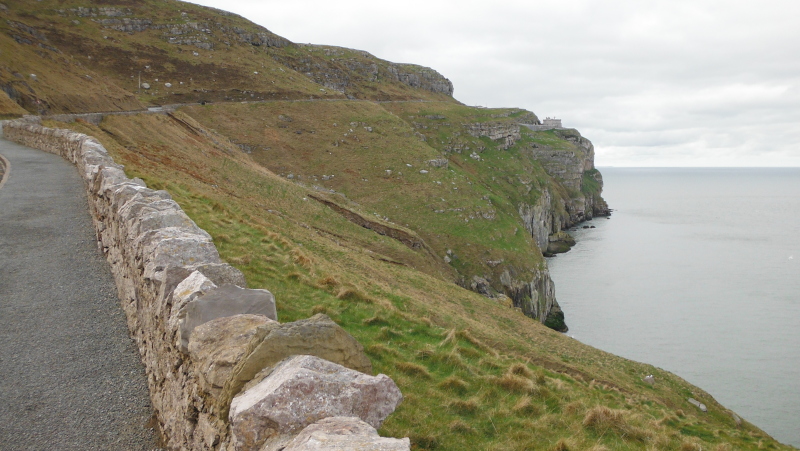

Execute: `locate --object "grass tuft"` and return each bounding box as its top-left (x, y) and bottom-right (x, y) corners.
top-left (438, 375), bottom-right (469, 394)
top-left (365, 343), bottom-right (400, 358)
top-left (336, 287), bottom-right (373, 303)
top-left (316, 275), bottom-right (340, 289)
top-left (396, 361), bottom-right (432, 379)
top-left (449, 419), bottom-right (475, 434)
top-left (582, 405), bottom-right (625, 432)
top-left (495, 373), bottom-right (536, 394)
top-left (447, 398), bottom-right (479, 415)
top-left (363, 314), bottom-right (388, 326)
top-left (512, 396), bottom-right (542, 416)
top-left (508, 362), bottom-right (533, 378)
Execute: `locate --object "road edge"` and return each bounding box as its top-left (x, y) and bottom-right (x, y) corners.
top-left (0, 151), bottom-right (10, 191)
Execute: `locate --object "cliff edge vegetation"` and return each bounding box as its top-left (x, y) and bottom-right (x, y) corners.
top-left (2, 0), bottom-right (794, 449)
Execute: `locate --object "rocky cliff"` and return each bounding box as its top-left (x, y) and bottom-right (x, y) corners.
top-left (269, 45), bottom-right (454, 99)
top-left (523, 127), bottom-right (609, 233)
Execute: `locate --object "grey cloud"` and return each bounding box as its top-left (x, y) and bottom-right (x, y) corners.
top-left (188, 0), bottom-right (800, 166)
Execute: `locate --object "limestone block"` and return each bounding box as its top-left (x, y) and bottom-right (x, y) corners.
top-left (229, 355), bottom-right (403, 451)
top-left (93, 166), bottom-right (132, 195)
top-left (275, 417), bottom-right (410, 451)
top-left (188, 314), bottom-right (275, 397)
top-left (135, 228), bottom-right (222, 281)
top-left (688, 398), bottom-right (707, 412)
top-left (168, 270), bottom-right (217, 333)
top-left (164, 263), bottom-right (247, 291)
top-left (218, 313), bottom-right (372, 415)
top-left (111, 185), bottom-right (169, 214)
top-left (178, 284), bottom-right (276, 353)
top-left (127, 206), bottom-right (210, 241)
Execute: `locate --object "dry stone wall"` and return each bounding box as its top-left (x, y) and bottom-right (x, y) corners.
top-left (2, 119), bottom-right (407, 451)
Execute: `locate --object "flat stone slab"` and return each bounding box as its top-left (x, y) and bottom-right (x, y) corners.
top-left (178, 284), bottom-right (277, 352)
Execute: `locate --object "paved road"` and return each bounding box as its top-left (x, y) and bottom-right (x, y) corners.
top-left (0, 138), bottom-right (161, 450)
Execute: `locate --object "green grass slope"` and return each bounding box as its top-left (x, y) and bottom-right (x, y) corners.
top-left (181, 100), bottom-right (601, 330)
top-left (50, 113), bottom-right (794, 450)
top-left (7, 0), bottom-right (794, 448)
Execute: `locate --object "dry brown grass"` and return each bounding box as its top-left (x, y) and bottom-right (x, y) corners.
top-left (396, 361), bottom-right (432, 379)
top-left (416, 345), bottom-right (437, 360)
top-left (449, 419), bottom-right (475, 434)
top-left (582, 406), bottom-right (651, 443)
top-left (457, 329), bottom-right (499, 357)
top-left (495, 373), bottom-right (536, 394)
top-left (564, 401), bottom-right (584, 415)
top-left (228, 255), bottom-right (252, 266)
top-left (362, 314), bottom-right (388, 326)
top-left (365, 343), bottom-right (400, 358)
top-left (512, 396), bottom-right (542, 416)
top-left (438, 375), bottom-right (469, 393)
top-left (315, 275), bottom-right (339, 289)
top-left (508, 362), bottom-right (534, 378)
top-left (447, 398), bottom-right (480, 415)
top-left (582, 406), bottom-right (626, 431)
top-left (291, 249), bottom-right (313, 268)
top-left (335, 287), bottom-right (373, 303)
top-left (680, 438), bottom-right (703, 451)
top-left (456, 345), bottom-right (481, 359)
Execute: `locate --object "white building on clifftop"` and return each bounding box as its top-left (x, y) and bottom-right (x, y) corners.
top-left (524, 117), bottom-right (564, 131)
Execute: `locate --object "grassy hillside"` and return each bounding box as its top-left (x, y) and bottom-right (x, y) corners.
top-left (50, 113), bottom-right (793, 450)
top-left (0, 0), bottom-right (453, 115)
top-left (5, 0), bottom-right (794, 448)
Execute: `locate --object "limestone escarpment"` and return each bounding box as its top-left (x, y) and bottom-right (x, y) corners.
top-left (465, 122), bottom-right (521, 150)
top-left (270, 45), bottom-right (453, 98)
top-left (2, 120), bottom-right (407, 451)
top-left (521, 128), bottom-right (609, 242)
top-left (387, 63), bottom-right (454, 96)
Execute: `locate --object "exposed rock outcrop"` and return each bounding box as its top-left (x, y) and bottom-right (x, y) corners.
top-left (526, 128), bottom-right (609, 219)
top-left (387, 63), bottom-right (454, 96)
top-left (270, 45), bottom-right (453, 98)
top-left (546, 230), bottom-right (576, 255)
top-left (500, 266), bottom-right (566, 332)
top-left (465, 122), bottom-right (520, 150)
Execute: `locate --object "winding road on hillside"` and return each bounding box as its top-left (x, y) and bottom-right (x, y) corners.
top-left (0, 137), bottom-right (161, 450)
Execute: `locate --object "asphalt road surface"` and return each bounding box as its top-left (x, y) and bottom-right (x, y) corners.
top-left (0, 137), bottom-right (161, 450)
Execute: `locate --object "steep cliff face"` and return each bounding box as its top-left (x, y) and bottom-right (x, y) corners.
top-left (523, 128), bottom-right (609, 233)
top-left (387, 63), bottom-right (454, 96)
top-left (499, 266), bottom-right (565, 331)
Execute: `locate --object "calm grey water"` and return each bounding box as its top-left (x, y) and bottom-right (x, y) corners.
top-left (548, 167), bottom-right (800, 447)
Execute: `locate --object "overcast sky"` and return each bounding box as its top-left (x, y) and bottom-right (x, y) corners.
top-left (187, 0), bottom-right (800, 167)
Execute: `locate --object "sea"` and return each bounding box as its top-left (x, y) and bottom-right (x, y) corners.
top-left (547, 167), bottom-right (800, 447)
